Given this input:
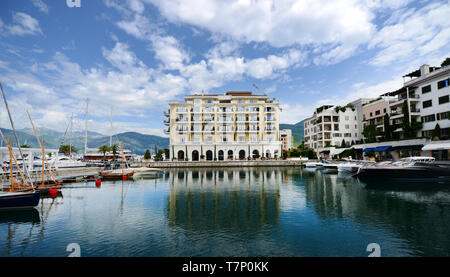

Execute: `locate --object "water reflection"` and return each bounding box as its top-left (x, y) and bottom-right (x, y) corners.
top-left (304, 170), bottom-right (450, 256)
top-left (166, 168), bottom-right (282, 232)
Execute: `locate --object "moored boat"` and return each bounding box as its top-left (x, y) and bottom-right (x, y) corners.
top-left (0, 191), bottom-right (41, 209)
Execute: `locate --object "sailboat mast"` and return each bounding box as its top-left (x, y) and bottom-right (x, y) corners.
top-left (0, 82), bottom-right (34, 188)
top-left (84, 98), bottom-right (89, 156)
top-left (10, 136), bottom-right (13, 191)
top-left (70, 112), bottom-right (73, 157)
top-left (110, 106), bottom-right (113, 147)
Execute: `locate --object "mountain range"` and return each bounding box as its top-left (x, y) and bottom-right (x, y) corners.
top-left (0, 119), bottom-right (304, 154)
top-left (0, 127), bottom-right (169, 155)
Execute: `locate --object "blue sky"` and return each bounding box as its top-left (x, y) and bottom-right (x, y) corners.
top-left (0, 0), bottom-right (449, 137)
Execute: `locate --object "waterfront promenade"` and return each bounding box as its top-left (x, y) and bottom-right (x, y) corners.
top-left (135, 159), bottom-right (307, 168)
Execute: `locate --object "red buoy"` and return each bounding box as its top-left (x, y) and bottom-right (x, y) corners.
top-left (122, 175), bottom-right (127, 181)
top-left (90, 176), bottom-right (94, 179)
top-left (49, 189), bottom-right (58, 198)
top-left (95, 179), bottom-right (102, 187)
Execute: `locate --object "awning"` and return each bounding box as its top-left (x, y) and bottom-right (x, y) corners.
top-left (374, 146), bottom-right (392, 151)
top-left (363, 148), bottom-right (375, 152)
top-left (422, 142), bottom-right (450, 151)
top-left (391, 145), bottom-right (423, 151)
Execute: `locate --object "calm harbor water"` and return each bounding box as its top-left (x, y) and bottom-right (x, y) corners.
top-left (1, 167), bottom-right (450, 257)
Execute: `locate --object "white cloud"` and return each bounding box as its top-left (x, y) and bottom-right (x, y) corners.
top-left (32, 0), bottom-right (49, 14)
top-left (148, 0), bottom-right (375, 48)
top-left (4, 12), bottom-right (43, 36)
top-left (369, 2), bottom-right (450, 66)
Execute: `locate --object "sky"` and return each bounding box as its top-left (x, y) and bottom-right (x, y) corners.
top-left (0, 0), bottom-right (449, 137)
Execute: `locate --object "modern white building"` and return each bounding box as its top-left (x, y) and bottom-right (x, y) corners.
top-left (164, 91), bottom-right (282, 161)
top-left (304, 102), bottom-right (367, 157)
top-left (403, 64), bottom-right (450, 138)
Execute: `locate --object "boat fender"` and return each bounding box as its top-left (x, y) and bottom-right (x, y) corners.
top-left (95, 179), bottom-right (101, 187)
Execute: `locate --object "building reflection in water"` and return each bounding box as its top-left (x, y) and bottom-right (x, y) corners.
top-left (304, 170), bottom-right (450, 256)
top-left (166, 168), bottom-right (282, 232)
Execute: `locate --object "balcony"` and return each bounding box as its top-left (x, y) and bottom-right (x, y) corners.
top-left (163, 119), bottom-right (170, 126)
top-left (164, 128), bottom-right (170, 135)
top-left (164, 110), bottom-right (170, 117)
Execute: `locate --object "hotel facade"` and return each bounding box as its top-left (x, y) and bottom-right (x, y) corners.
top-left (164, 91), bottom-right (282, 161)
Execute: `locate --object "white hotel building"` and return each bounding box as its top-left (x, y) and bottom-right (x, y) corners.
top-left (164, 91), bottom-right (282, 161)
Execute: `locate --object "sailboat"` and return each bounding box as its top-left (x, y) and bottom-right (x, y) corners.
top-left (0, 82), bottom-right (40, 209)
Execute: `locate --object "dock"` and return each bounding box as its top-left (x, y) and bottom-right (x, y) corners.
top-left (134, 160), bottom-right (306, 168)
top-left (0, 167), bottom-right (101, 184)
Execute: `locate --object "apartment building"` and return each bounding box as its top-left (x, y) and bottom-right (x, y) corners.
top-left (280, 129), bottom-right (293, 151)
top-left (405, 65), bottom-right (450, 138)
top-left (361, 96), bottom-right (396, 135)
top-left (164, 91), bottom-right (282, 161)
top-left (304, 103), bottom-right (362, 156)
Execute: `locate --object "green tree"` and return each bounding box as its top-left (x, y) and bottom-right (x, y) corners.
top-left (155, 150), bottom-right (164, 161)
top-left (341, 139), bottom-right (346, 148)
top-left (432, 123), bottom-right (441, 140)
top-left (441, 57), bottom-right (450, 67)
top-left (98, 144), bottom-right (110, 160)
top-left (144, 149), bottom-right (151, 160)
top-left (362, 124), bottom-right (379, 143)
top-left (110, 144), bottom-right (119, 161)
top-left (20, 144), bottom-right (31, 148)
top-left (383, 113), bottom-right (392, 140)
top-left (163, 148), bottom-right (170, 160)
top-left (59, 144), bottom-right (77, 155)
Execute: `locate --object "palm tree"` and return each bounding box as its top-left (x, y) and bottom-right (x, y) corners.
top-left (98, 144), bottom-right (110, 160)
top-left (110, 144), bottom-right (119, 161)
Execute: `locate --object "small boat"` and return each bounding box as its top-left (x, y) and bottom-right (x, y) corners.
top-left (99, 168), bottom-right (135, 180)
top-left (304, 162), bottom-right (324, 168)
top-left (338, 162), bottom-right (362, 173)
top-left (0, 190), bottom-right (41, 209)
top-left (323, 163), bottom-right (339, 173)
top-left (132, 168), bottom-right (163, 180)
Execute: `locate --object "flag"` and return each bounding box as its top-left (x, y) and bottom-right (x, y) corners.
top-left (253, 83), bottom-right (260, 90)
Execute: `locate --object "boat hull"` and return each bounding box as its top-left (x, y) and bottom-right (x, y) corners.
top-left (0, 191), bottom-right (41, 209)
top-left (356, 165), bottom-right (450, 187)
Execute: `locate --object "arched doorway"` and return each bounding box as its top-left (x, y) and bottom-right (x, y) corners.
top-left (252, 150), bottom-right (260, 159)
top-left (274, 150), bottom-right (279, 159)
top-left (227, 150), bottom-right (233, 160)
top-left (266, 150), bottom-right (271, 159)
top-left (218, 150), bottom-right (224, 161)
top-left (192, 150), bottom-right (199, 161)
top-left (177, 150), bottom-right (185, 160)
top-left (206, 150), bottom-right (213, 161)
top-left (239, 150), bottom-right (246, 160)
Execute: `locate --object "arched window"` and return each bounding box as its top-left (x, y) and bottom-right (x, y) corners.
top-left (192, 150), bottom-right (199, 161)
top-left (206, 150), bottom-right (213, 161)
top-left (227, 150), bottom-right (233, 160)
top-left (239, 150), bottom-right (246, 160)
top-left (252, 150), bottom-right (260, 159)
top-left (218, 150), bottom-right (224, 161)
top-left (177, 150), bottom-right (185, 160)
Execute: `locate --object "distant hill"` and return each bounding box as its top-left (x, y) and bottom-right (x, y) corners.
top-left (88, 132), bottom-right (169, 155)
top-left (0, 127), bottom-right (169, 155)
top-left (279, 120), bottom-right (304, 146)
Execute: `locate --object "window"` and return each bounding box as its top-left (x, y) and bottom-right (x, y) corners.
top-left (369, 112), bottom-right (372, 117)
top-left (344, 133), bottom-right (351, 137)
top-left (250, 134), bottom-right (258, 142)
top-left (422, 114), bottom-right (436, 123)
top-left (345, 116), bottom-right (349, 121)
top-left (375, 110), bottom-right (380, 115)
top-left (422, 85), bottom-right (432, 94)
top-left (345, 125), bottom-right (349, 129)
top-left (437, 78), bottom-right (450, 89)
top-left (267, 135), bottom-right (274, 142)
top-left (437, 111), bottom-right (450, 120)
top-left (205, 135), bottom-right (213, 143)
top-left (206, 99), bottom-right (213, 104)
top-left (355, 124), bottom-right (357, 129)
top-left (238, 135), bottom-right (246, 142)
top-left (439, 95), bottom-right (449, 105)
top-left (423, 100), bottom-right (432, 108)
top-left (383, 108), bottom-right (387, 113)
top-left (178, 135), bottom-right (187, 143)
top-left (333, 133), bottom-right (341, 137)
top-left (193, 135), bottom-right (201, 143)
